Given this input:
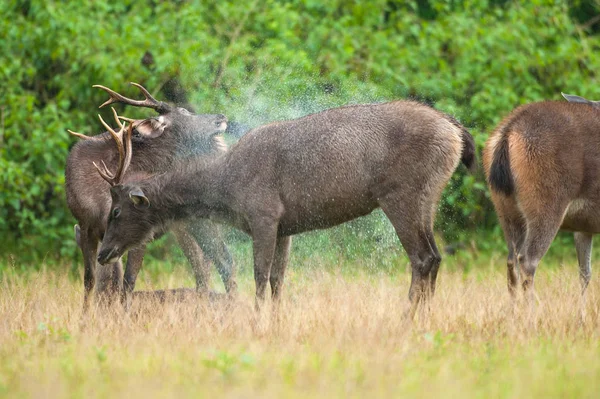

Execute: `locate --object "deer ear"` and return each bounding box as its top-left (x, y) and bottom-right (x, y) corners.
top-left (562, 93), bottom-right (593, 104)
top-left (562, 93), bottom-right (600, 109)
top-left (128, 187), bottom-right (150, 208)
top-left (133, 116), bottom-right (169, 139)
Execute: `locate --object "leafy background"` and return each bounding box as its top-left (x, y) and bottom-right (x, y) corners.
top-left (1, 0), bottom-right (599, 266)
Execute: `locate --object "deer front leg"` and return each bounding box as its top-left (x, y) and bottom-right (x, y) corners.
top-left (95, 259), bottom-right (123, 307)
top-left (251, 217), bottom-right (280, 311)
top-left (173, 226), bottom-right (210, 295)
top-left (189, 220), bottom-right (238, 294)
top-left (121, 246), bottom-right (147, 308)
top-left (79, 227), bottom-right (99, 312)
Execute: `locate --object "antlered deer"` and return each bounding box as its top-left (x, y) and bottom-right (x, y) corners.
top-left (484, 93), bottom-right (600, 297)
top-left (96, 100), bottom-right (475, 308)
top-left (65, 83), bottom-right (236, 309)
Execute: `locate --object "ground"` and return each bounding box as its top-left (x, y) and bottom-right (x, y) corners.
top-left (1, 253), bottom-right (599, 398)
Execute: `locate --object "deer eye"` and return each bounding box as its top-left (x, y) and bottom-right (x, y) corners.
top-left (112, 208), bottom-right (121, 219)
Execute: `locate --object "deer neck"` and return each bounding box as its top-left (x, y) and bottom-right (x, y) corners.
top-left (142, 156), bottom-right (232, 226)
top-left (129, 138), bottom-right (178, 173)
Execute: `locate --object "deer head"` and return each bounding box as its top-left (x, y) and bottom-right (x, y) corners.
top-left (69, 83), bottom-right (228, 158)
top-left (95, 83), bottom-right (228, 152)
top-left (88, 109), bottom-right (155, 265)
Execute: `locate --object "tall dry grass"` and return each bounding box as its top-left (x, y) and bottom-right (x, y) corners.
top-left (0, 264), bottom-right (599, 398)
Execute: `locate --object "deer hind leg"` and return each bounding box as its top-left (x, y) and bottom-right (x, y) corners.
top-left (506, 225), bottom-right (526, 297)
top-left (250, 217), bottom-right (280, 311)
top-left (189, 220), bottom-right (238, 294)
top-left (491, 193), bottom-right (527, 296)
top-left (419, 200), bottom-right (444, 296)
top-left (270, 236), bottom-right (292, 304)
top-left (574, 232), bottom-right (593, 324)
top-left (574, 232), bottom-right (593, 294)
top-left (518, 203), bottom-right (568, 299)
top-left (424, 230), bottom-right (442, 296)
top-left (379, 194), bottom-right (441, 308)
top-left (416, 169), bottom-right (457, 297)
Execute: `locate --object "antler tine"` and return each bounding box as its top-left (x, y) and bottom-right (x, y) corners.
top-left (98, 160), bottom-right (115, 178)
top-left (112, 120), bottom-right (130, 184)
top-left (129, 82), bottom-right (160, 105)
top-left (96, 113), bottom-right (128, 185)
top-left (115, 123), bottom-right (134, 184)
top-left (92, 83), bottom-right (167, 112)
top-left (98, 113), bottom-right (123, 147)
top-left (118, 116), bottom-right (136, 123)
top-left (67, 129), bottom-right (91, 140)
top-left (110, 106), bottom-right (125, 131)
top-left (93, 84), bottom-right (133, 109)
top-left (93, 160), bottom-right (116, 184)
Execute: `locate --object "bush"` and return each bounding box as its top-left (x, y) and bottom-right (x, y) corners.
top-left (1, 0), bottom-right (599, 262)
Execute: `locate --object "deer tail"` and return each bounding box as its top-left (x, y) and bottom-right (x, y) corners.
top-left (488, 130), bottom-right (514, 196)
top-left (460, 127), bottom-right (476, 172)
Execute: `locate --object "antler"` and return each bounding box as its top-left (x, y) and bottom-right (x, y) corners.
top-left (67, 113), bottom-right (136, 141)
top-left (93, 82), bottom-right (171, 113)
top-left (93, 107), bottom-right (133, 186)
top-left (67, 129), bottom-right (91, 140)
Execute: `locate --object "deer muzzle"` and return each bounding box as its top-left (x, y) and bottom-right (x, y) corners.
top-left (97, 245), bottom-right (120, 265)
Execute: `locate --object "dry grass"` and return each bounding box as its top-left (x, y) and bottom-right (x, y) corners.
top-left (1, 261), bottom-right (600, 398)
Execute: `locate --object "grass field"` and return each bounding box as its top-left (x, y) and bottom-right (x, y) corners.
top-left (1, 249), bottom-right (600, 398)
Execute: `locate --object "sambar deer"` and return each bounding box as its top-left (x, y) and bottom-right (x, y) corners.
top-left (96, 100), bottom-right (475, 309)
top-left (65, 83), bottom-right (236, 309)
top-left (484, 93), bottom-right (600, 297)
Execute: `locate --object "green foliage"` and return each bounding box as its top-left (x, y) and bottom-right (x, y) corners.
top-left (2, 0), bottom-right (600, 261)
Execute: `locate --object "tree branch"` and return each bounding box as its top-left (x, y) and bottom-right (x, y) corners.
top-left (580, 14), bottom-right (600, 30)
